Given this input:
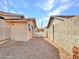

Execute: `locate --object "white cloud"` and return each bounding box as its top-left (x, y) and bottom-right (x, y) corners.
top-left (0, 1), bottom-right (9, 12)
top-left (10, 10), bottom-right (17, 13)
top-left (60, 0), bottom-right (71, 4)
top-left (3, 0), bottom-right (8, 6)
top-left (48, 3), bottom-right (73, 15)
top-left (2, 6), bottom-right (8, 11)
top-left (36, 19), bottom-right (42, 28)
top-left (0, 2), bottom-right (4, 7)
top-left (2, 0), bottom-right (14, 7)
top-left (38, 0), bottom-right (56, 11)
top-left (41, 17), bottom-right (49, 28)
top-left (16, 0), bottom-right (29, 8)
top-left (8, 0), bottom-right (14, 6)
top-left (0, 2), bottom-right (8, 12)
top-left (9, 10), bottom-right (24, 15)
top-left (43, 0), bottom-right (56, 11)
top-left (38, 0), bottom-right (72, 11)
top-left (37, 16), bottom-right (49, 28)
top-left (76, 3), bottom-right (79, 6)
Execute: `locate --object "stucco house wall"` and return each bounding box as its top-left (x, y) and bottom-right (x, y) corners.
top-left (0, 11), bottom-right (36, 42)
top-left (6, 19), bottom-right (35, 41)
top-left (0, 19), bottom-right (11, 41)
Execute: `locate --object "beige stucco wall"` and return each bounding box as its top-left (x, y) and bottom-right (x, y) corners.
top-left (0, 19), bottom-right (4, 40)
top-left (0, 19), bottom-right (11, 40)
top-left (47, 16), bottom-right (79, 55)
top-left (7, 20), bottom-right (35, 41)
top-left (10, 23), bottom-right (27, 41)
top-left (4, 22), bottom-right (11, 39)
top-left (0, 18), bottom-right (35, 42)
top-left (27, 20), bottom-right (35, 38)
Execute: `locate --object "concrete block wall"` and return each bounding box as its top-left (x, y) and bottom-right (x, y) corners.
top-left (54, 16), bottom-right (79, 54)
top-left (47, 16), bottom-right (79, 55)
top-left (43, 29), bottom-right (48, 38)
top-left (48, 26), bottom-right (54, 41)
top-left (54, 19), bottom-right (73, 54)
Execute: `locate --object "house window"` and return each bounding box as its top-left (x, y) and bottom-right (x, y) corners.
top-left (28, 24), bottom-right (31, 31)
top-left (28, 24), bottom-right (34, 31)
top-left (32, 26), bottom-right (33, 30)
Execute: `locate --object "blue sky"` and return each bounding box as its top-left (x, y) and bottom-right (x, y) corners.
top-left (0, 0), bottom-right (79, 28)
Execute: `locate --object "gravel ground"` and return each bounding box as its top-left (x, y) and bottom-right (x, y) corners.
top-left (0, 38), bottom-right (60, 59)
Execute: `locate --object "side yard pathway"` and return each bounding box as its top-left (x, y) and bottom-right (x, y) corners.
top-left (0, 38), bottom-right (60, 59)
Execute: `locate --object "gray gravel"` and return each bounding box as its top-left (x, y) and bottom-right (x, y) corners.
top-left (0, 38), bottom-right (60, 59)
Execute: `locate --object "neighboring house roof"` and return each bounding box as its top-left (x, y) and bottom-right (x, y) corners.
top-left (0, 16), bottom-right (4, 19)
top-left (5, 18), bottom-right (37, 27)
top-left (0, 11), bottom-right (37, 27)
top-left (26, 18), bottom-right (37, 27)
top-left (53, 15), bottom-right (75, 19)
top-left (0, 11), bottom-right (24, 19)
top-left (47, 16), bottom-right (75, 28)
